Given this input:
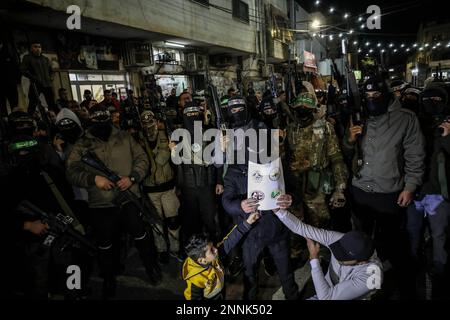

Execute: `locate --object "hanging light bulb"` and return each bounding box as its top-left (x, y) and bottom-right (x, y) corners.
top-left (358, 17), bottom-right (364, 22)
top-left (377, 43), bottom-right (381, 47)
top-left (344, 13), bottom-right (349, 19)
top-left (329, 7), bottom-right (335, 13)
top-left (348, 29), bottom-right (354, 34)
top-left (389, 43), bottom-right (394, 48)
top-left (315, 0), bottom-right (321, 6)
top-left (339, 33), bottom-right (343, 38)
top-left (401, 44), bottom-right (405, 48)
top-left (413, 43), bottom-right (418, 47)
top-left (365, 41), bottom-right (370, 46)
top-left (353, 41), bottom-right (358, 45)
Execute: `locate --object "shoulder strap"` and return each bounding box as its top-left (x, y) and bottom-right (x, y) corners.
top-left (40, 170), bottom-right (85, 234)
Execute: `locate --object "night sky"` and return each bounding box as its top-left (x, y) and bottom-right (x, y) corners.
top-left (302, 0), bottom-right (448, 34)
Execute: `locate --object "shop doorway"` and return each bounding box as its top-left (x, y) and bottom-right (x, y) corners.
top-left (69, 71), bottom-right (130, 103)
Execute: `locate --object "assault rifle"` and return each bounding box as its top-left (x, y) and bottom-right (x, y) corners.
top-left (19, 201), bottom-right (96, 254)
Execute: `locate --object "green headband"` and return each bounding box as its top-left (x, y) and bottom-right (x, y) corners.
top-left (9, 139), bottom-right (38, 152)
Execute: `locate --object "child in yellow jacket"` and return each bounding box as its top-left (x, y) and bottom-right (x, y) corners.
top-left (182, 212), bottom-right (260, 300)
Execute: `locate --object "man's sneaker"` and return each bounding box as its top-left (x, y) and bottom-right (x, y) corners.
top-left (263, 256), bottom-right (277, 277)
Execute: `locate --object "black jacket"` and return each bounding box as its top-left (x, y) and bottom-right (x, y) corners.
top-left (222, 164), bottom-right (288, 243)
top-left (21, 54), bottom-right (53, 88)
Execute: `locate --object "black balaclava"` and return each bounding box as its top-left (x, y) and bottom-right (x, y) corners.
top-left (227, 96), bottom-right (249, 129)
top-left (422, 87), bottom-right (449, 117)
top-left (8, 111), bottom-right (36, 137)
top-left (56, 118), bottom-right (82, 144)
top-left (364, 76), bottom-right (392, 117)
top-left (89, 105), bottom-right (112, 141)
top-left (8, 135), bottom-right (40, 172)
top-left (182, 101), bottom-right (202, 137)
top-left (259, 96), bottom-right (278, 128)
top-left (291, 92), bottom-right (317, 128)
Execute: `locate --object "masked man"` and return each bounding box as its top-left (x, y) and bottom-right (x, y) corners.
top-left (66, 105), bottom-right (160, 299)
top-left (286, 82), bottom-right (348, 229)
top-left (343, 75), bottom-right (425, 299)
top-left (221, 96), bottom-right (300, 300)
top-left (140, 110), bottom-right (181, 263)
top-left (171, 101), bottom-right (224, 249)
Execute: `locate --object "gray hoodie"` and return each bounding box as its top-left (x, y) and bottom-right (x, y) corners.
top-left (55, 109), bottom-right (88, 201)
top-left (275, 209), bottom-right (383, 300)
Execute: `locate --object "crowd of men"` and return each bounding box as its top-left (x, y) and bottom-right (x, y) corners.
top-left (2, 41), bottom-right (450, 301)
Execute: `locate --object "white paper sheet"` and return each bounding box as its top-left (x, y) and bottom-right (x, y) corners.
top-left (247, 158), bottom-right (285, 211)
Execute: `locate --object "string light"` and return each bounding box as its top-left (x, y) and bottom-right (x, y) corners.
top-left (315, 0), bottom-right (321, 6)
top-left (329, 7), bottom-right (335, 13)
top-left (344, 13), bottom-right (349, 19)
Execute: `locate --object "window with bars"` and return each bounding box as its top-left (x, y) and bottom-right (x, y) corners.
top-left (232, 0), bottom-right (249, 23)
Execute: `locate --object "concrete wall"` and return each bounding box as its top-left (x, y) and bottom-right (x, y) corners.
top-left (25, 0), bottom-right (258, 54)
top-left (294, 4), bottom-right (327, 63)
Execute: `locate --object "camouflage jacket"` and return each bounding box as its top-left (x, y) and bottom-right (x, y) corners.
top-left (286, 119), bottom-right (348, 191)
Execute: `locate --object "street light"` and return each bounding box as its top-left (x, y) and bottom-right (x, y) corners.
top-left (311, 20), bottom-right (321, 29)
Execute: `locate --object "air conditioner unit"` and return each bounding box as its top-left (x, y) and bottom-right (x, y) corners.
top-left (186, 53), bottom-right (207, 72)
top-left (123, 42), bottom-right (152, 67)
